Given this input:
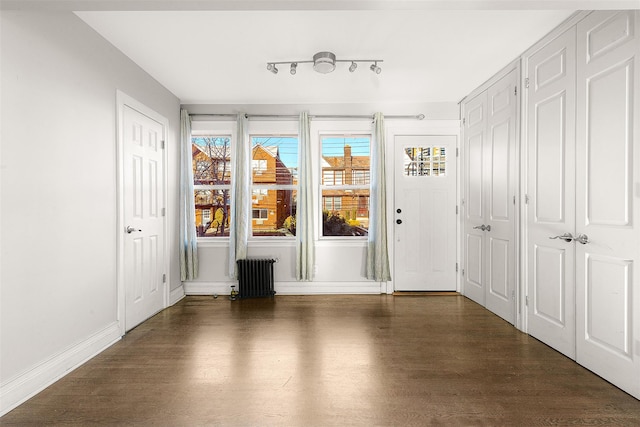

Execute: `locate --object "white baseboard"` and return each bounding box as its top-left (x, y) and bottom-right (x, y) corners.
top-left (0, 322), bottom-right (121, 417)
top-left (184, 281), bottom-right (382, 295)
top-left (169, 284), bottom-right (186, 305)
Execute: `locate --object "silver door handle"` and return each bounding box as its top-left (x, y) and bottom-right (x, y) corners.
top-left (549, 232), bottom-right (574, 242)
top-left (126, 226), bottom-right (141, 234)
top-left (473, 225), bottom-right (486, 231)
top-left (575, 233), bottom-right (589, 244)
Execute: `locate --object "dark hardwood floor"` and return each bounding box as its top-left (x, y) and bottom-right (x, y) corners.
top-left (2, 295), bottom-right (640, 426)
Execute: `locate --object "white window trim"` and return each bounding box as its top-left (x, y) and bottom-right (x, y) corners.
top-left (311, 119), bottom-right (373, 241)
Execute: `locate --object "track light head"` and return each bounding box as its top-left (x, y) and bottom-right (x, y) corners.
top-left (370, 63), bottom-right (382, 74)
top-left (349, 61), bottom-right (357, 72)
top-left (290, 63), bottom-right (297, 75)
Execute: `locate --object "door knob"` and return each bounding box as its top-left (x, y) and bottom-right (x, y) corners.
top-left (126, 226), bottom-right (142, 234)
top-left (473, 225), bottom-right (486, 231)
top-left (485, 225), bottom-right (491, 232)
top-left (549, 232), bottom-right (574, 242)
top-left (575, 233), bottom-right (590, 244)
top-left (396, 219), bottom-right (402, 225)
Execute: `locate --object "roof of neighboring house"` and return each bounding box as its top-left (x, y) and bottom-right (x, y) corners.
top-left (322, 156), bottom-right (369, 169)
top-left (253, 144), bottom-right (278, 159)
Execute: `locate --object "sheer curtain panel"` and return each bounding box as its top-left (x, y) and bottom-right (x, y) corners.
top-left (366, 112), bottom-right (391, 281)
top-left (296, 112), bottom-right (315, 281)
top-left (180, 109), bottom-right (198, 280)
top-left (228, 114), bottom-right (250, 279)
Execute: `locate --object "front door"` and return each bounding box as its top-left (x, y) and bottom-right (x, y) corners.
top-left (394, 135), bottom-right (457, 291)
top-left (122, 102), bottom-right (166, 331)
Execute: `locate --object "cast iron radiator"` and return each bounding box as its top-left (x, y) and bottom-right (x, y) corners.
top-left (236, 259), bottom-right (276, 299)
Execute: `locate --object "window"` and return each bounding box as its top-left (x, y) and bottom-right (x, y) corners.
top-left (251, 136), bottom-right (298, 237)
top-left (192, 136), bottom-right (232, 237)
top-left (252, 209), bottom-right (268, 219)
top-left (320, 135), bottom-right (370, 237)
top-left (404, 146), bottom-right (447, 176)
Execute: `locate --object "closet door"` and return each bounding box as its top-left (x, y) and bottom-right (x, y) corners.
top-left (485, 69), bottom-right (518, 323)
top-left (462, 68), bottom-right (518, 325)
top-left (463, 91), bottom-right (488, 305)
top-left (575, 10), bottom-right (640, 399)
top-left (525, 27), bottom-right (577, 359)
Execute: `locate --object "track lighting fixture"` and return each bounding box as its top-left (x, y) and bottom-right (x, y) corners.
top-left (267, 63), bottom-right (278, 74)
top-left (267, 51), bottom-right (383, 75)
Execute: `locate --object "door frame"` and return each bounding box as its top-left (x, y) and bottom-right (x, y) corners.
top-left (384, 120), bottom-right (461, 294)
top-left (116, 90), bottom-right (170, 336)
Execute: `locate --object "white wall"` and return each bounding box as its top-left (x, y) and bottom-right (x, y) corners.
top-left (0, 10), bottom-right (181, 414)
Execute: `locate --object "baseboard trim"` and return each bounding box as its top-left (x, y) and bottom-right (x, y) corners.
top-left (184, 281), bottom-right (382, 295)
top-left (0, 322), bottom-right (122, 417)
top-left (169, 284), bottom-right (186, 305)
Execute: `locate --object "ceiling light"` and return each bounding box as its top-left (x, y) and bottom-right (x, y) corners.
top-left (313, 52), bottom-right (336, 74)
top-left (266, 51), bottom-right (383, 76)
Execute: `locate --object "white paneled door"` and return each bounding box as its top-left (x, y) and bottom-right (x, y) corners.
top-left (462, 68), bottom-right (518, 324)
top-left (122, 104), bottom-right (166, 332)
top-left (394, 135), bottom-right (457, 291)
top-left (575, 11), bottom-right (640, 398)
top-left (525, 27), bottom-right (578, 359)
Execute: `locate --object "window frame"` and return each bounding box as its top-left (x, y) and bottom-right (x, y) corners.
top-left (191, 120), bottom-right (236, 243)
top-left (248, 121), bottom-right (299, 240)
top-left (318, 131), bottom-right (372, 240)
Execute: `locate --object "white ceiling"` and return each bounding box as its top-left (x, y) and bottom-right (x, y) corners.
top-left (67, 2), bottom-right (634, 105)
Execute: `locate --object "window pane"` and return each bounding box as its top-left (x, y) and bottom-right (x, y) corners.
top-left (252, 188), bottom-right (297, 237)
top-left (321, 190), bottom-right (369, 236)
top-left (404, 146), bottom-right (447, 177)
top-left (192, 136), bottom-right (232, 185)
top-left (194, 189), bottom-right (230, 237)
top-left (251, 136), bottom-right (298, 186)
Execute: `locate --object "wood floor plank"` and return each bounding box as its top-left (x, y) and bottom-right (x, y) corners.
top-left (2, 295), bottom-right (640, 426)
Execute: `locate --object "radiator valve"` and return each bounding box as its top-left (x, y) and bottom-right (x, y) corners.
top-left (230, 285), bottom-right (238, 301)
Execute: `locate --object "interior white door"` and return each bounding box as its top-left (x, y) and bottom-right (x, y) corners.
top-left (123, 104), bottom-right (166, 331)
top-left (525, 27), bottom-right (577, 359)
top-left (461, 69), bottom-right (518, 324)
top-left (575, 11), bottom-right (640, 399)
top-left (484, 69), bottom-right (518, 323)
top-left (394, 135), bottom-right (457, 291)
top-left (462, 92), bottom-right (488, 304)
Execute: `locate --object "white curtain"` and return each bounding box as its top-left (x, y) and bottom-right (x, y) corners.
top-left (366, 112), bottom-right (391, 281)
top-left (228, 113), bottom-right (251, 279)
top-left (296, 112), bottom-right (315, 281)
top-left (179, 109), bottom-right (199, 280)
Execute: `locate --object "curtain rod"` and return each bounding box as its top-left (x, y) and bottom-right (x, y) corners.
top-left (189, 113), bottom-right (425, 121)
